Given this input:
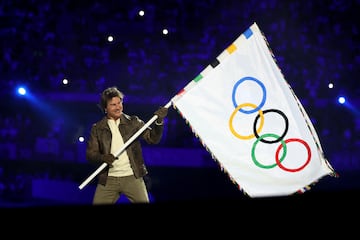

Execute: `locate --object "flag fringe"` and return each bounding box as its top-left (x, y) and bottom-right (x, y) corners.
top-left (259, 24), bottom-right (338, 178)
top-left (258, 23), bottom-right (338, 190)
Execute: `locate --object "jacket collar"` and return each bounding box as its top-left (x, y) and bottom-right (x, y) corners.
top-left (97, 113), bottom-right (131, 129)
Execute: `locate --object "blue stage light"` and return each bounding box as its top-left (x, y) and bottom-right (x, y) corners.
top-left (338, 96), bottom-right (346, 104)
top-left (17, 86), bottom-right (27, 96)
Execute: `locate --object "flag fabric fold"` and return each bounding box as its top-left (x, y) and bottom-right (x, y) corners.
top-left (171, 22), bottom-right (335, 198)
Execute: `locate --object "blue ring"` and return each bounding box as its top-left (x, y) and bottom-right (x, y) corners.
top-left (232, 76), bottom-right (266, 114)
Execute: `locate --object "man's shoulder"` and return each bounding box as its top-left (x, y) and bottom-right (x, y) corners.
top-left (122, 113), bottom-right (140, 121)
top-left (92, 117), bottom-right (107, 128)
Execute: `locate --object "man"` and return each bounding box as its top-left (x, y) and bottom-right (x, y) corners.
top-left (86, 86), bottom-right (168, 204)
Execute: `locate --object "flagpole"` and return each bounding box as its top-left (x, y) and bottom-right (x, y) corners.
top-left (78, 100), bottom-right (173, 190)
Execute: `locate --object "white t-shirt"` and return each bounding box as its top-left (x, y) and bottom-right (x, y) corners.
top-left (107, 118), bottom-right (133, 177)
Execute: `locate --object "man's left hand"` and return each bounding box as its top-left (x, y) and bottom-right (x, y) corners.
top-left (154, 107), bottom-right (168, 122)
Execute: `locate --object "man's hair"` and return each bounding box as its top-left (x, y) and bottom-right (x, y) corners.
top-left (100, 86), bottom-right (124, 112)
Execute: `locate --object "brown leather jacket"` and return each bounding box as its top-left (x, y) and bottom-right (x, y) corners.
top-left (86, 113), bottom-right (164, 185)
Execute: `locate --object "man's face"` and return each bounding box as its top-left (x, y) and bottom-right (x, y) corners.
top-left (106, 96), bottom-right (123, 120)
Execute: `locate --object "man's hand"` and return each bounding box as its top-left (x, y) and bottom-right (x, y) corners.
top-left (154, 107), bottom-right (168, 124)
top-left (102, 154), bottom-right (117, 167)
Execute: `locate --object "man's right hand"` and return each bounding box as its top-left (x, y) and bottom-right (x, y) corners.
top-left (102, 154), bottom-right (117, 167)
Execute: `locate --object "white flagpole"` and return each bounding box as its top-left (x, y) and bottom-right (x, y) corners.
top-left (78, 100), bottom-right (172, 190)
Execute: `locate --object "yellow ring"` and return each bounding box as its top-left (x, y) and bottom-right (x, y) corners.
top-left (229, 103), bottom-right (264, 140)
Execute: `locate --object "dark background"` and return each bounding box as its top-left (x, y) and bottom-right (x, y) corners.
top-left (0, 0), bottom-right (359, 209)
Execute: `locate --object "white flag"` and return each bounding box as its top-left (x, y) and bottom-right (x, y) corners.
top-left (171, 22), bottom-right (335, 198)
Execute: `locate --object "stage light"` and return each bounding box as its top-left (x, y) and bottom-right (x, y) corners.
top-left (17, 86), bottom-right (27, 96)
top-left (78, 136), bottom-right (85, 143)
top-left (107, 35), bottom-right (114, 42)
top-left (338, 96), bottom-right (346, 104)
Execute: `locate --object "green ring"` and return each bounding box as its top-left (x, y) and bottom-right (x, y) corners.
top-left (251, 133), bottom-right (287, 169)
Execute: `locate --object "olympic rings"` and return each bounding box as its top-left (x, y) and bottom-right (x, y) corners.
top-left (228, 76), bottom-right (312, 172)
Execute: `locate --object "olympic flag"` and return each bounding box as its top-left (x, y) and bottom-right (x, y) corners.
top-left (171, 22), bottom-right (336, 198)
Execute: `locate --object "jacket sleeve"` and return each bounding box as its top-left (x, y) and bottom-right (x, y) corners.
top-left (132, 116), bottom-right (164, 144)
top-left (143, 122), bottom-right (164, 144)
top-left (86, 123), bottom-right (104, 165)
